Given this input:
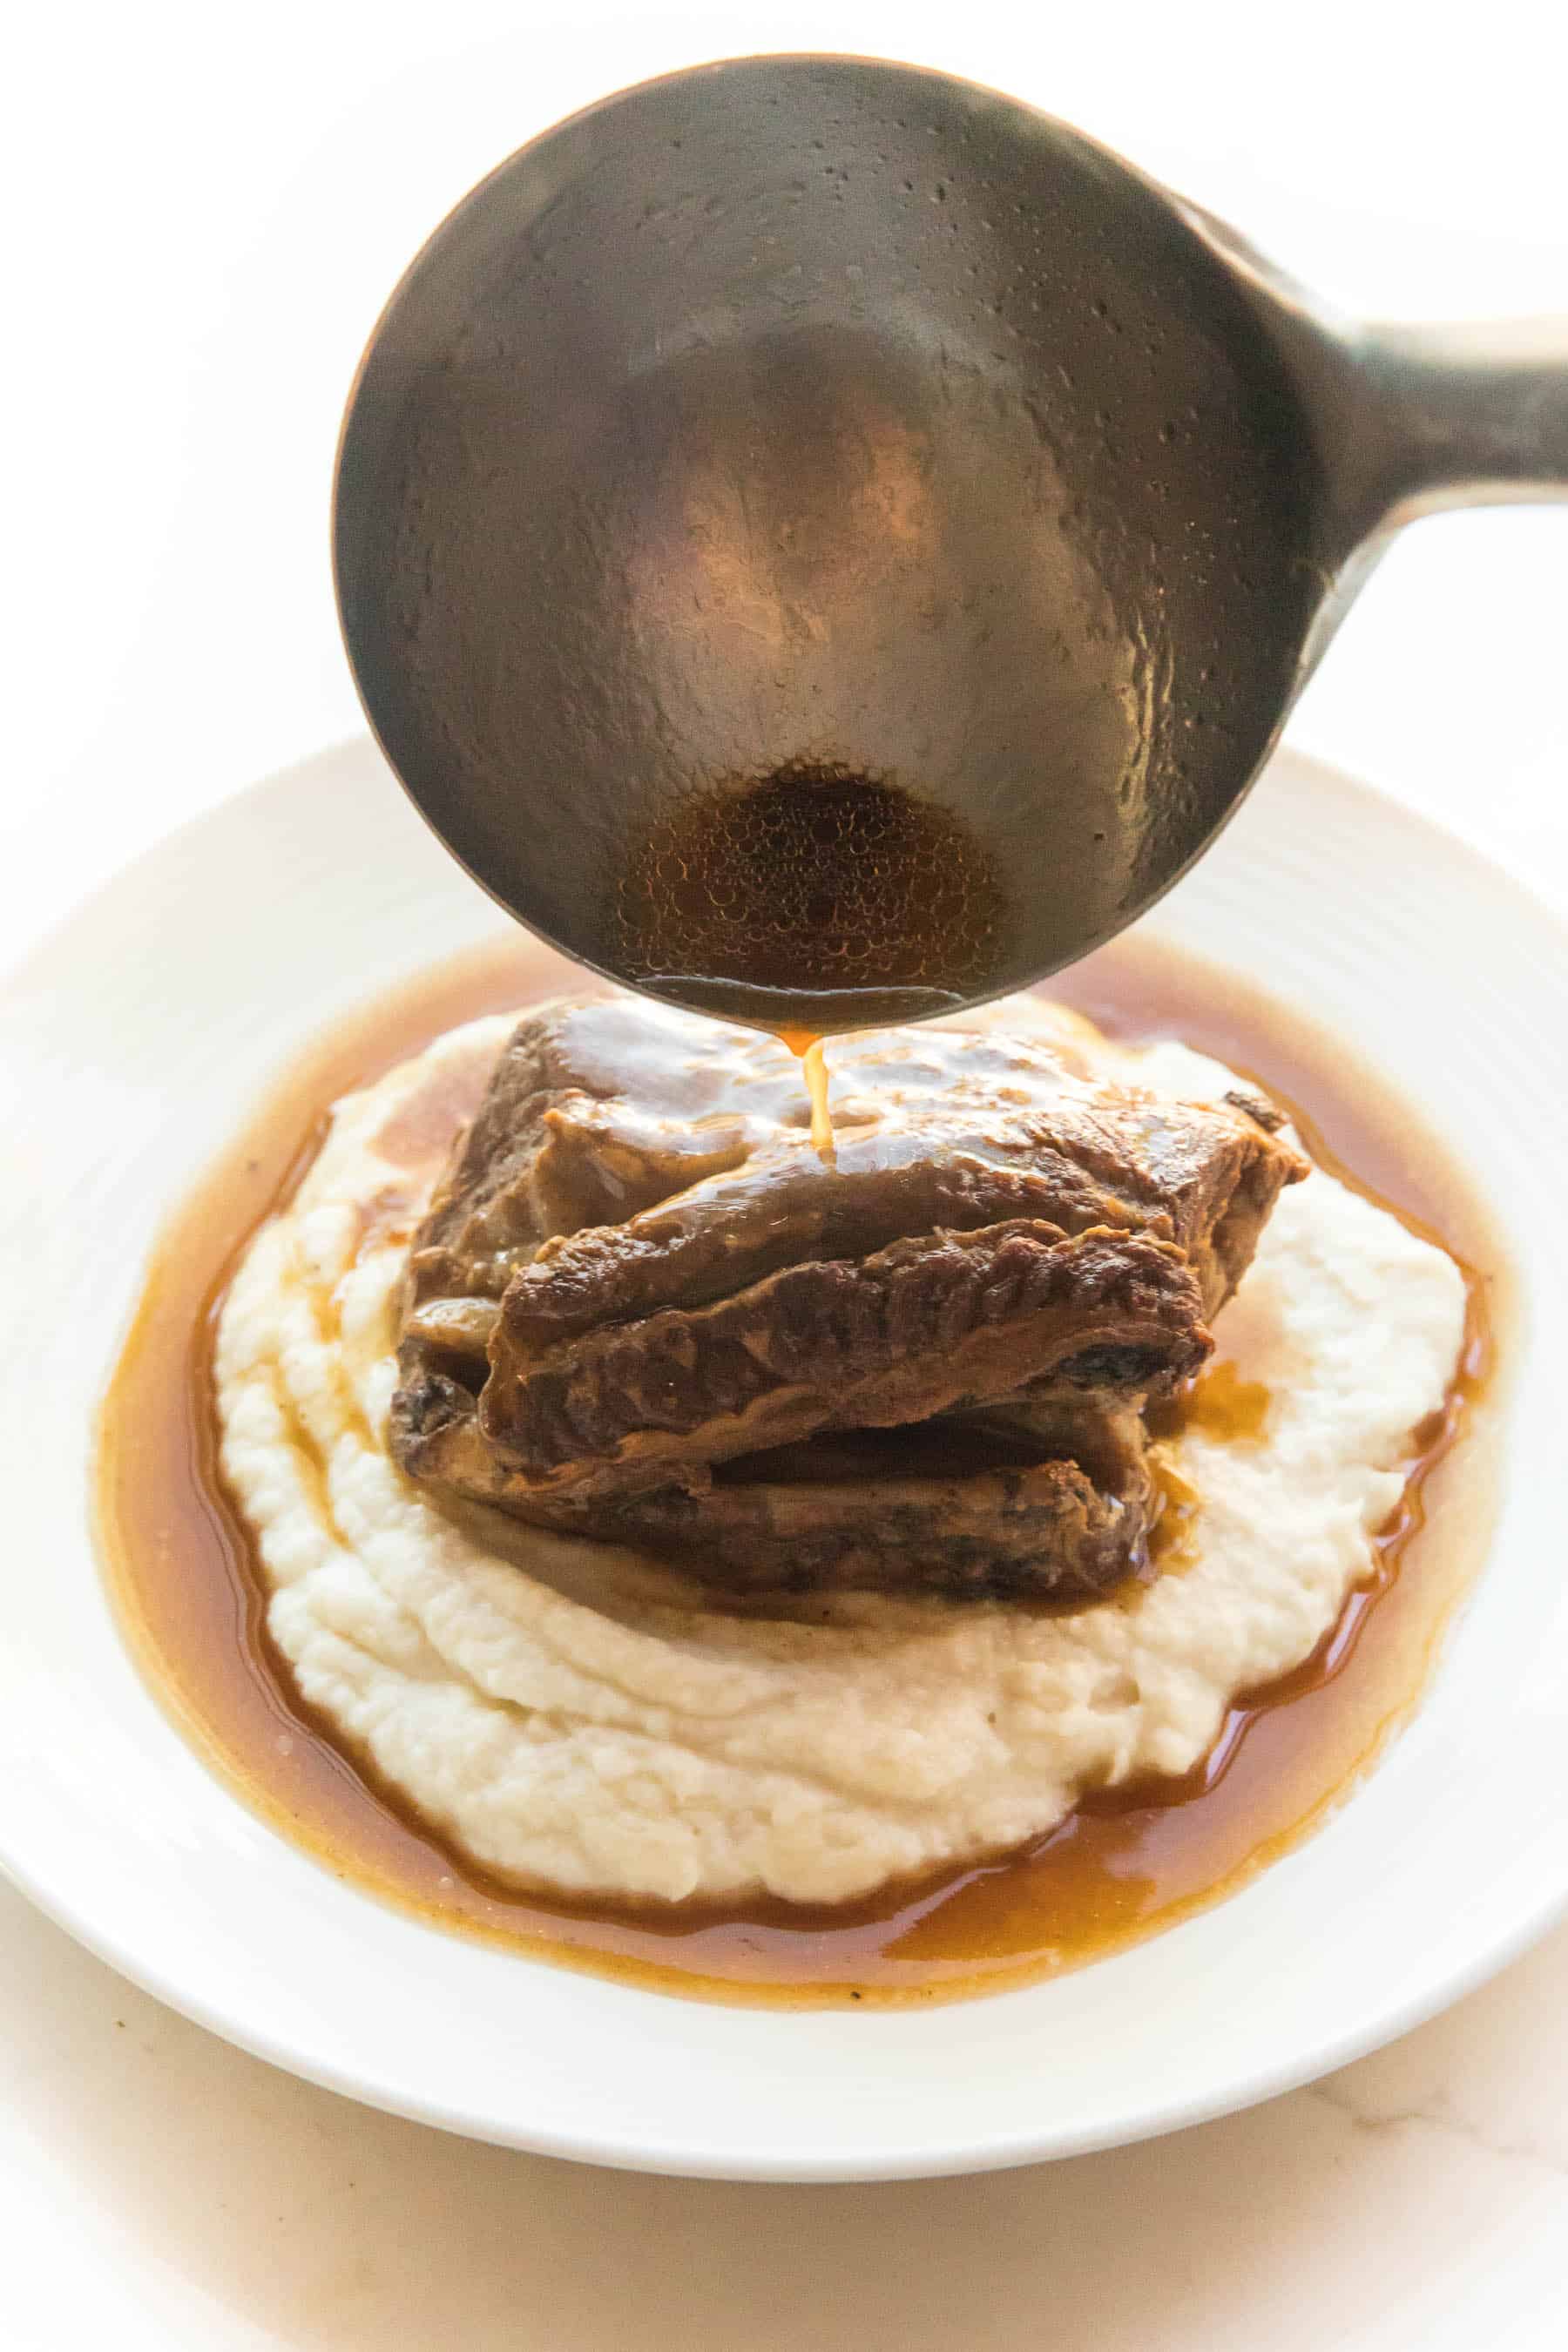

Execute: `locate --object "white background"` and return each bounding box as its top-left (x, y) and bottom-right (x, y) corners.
top-left (5, 3), bottom-right (1567, 2346)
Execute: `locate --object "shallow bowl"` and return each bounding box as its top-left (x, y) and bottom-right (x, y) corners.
top-left (0, 739), bottom-right (1562, 2180)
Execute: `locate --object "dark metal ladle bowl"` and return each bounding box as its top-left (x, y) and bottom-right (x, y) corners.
top-left (335, 54), bottom-right (1568, 1022)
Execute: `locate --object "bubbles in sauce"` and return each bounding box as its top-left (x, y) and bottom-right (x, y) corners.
top-left (612, 760), bottom-right (1008, 1037)
top-left (95, 937), bottom-right (1501, 2009)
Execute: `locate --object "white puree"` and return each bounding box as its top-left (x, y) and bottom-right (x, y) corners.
top-left (215, 1004), bottom-right (1467, 1906)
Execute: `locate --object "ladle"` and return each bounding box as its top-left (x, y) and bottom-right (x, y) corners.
top-left (335, 54), bottom-right (1568, 1029)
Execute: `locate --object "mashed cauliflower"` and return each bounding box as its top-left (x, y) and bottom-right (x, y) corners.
top-left (214, 1009), bottom-right (1466, 1905)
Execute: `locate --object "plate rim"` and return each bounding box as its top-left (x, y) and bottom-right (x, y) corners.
top-left (0, 734), bottom-right (1563, 2182)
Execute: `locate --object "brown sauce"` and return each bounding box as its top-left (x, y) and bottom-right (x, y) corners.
top-left (612, 760), bottom-right (1008, 1035)
top-left (95, 936), bottom-right (1504, 2008)
top-left (1152, 1359), bottom-right (1272, 1447)
top-left (777, 1030), bottom-right (834, 1152)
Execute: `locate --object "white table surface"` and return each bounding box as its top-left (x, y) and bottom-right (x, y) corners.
top-left (7, 3), bottom-right (1567, 2343)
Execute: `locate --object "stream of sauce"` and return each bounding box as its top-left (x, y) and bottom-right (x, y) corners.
top-left (778, 1030), bottom-right (834, 1152)
top-left (96, 937), bottom-right (1502, 2008)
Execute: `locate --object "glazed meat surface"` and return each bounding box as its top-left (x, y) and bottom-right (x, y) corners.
top-left (391, 996), bottom-right (1305, 1599)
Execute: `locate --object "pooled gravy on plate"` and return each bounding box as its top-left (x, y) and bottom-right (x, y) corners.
top-left (97, 936), bottom-right (1498, 2006)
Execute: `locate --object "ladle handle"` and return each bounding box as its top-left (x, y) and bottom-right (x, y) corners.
top-left (1343, 317), bottom-right (1568, 524)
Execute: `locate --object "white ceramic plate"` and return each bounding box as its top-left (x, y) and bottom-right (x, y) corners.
top-left (1, 737), bottom-right (1564, 2181)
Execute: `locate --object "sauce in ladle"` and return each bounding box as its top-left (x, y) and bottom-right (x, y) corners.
top-left (613, 760), bottom-right (1007, 1012)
